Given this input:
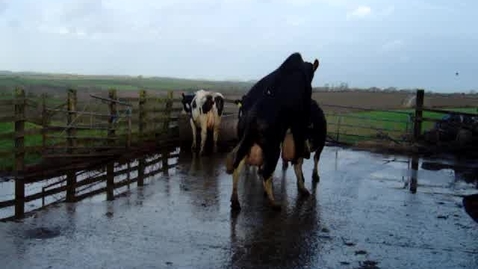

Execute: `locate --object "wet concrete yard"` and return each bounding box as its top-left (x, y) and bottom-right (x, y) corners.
top-left (1, 146), bottom-right (477, 269)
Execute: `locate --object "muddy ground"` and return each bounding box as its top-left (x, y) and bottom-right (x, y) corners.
top-left (0, 146), bottom-right (477, 269)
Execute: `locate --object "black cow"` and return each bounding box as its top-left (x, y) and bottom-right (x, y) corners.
top-left (225, 52), bottom-right (319, 211)
top-left (282, 99), bottom-right (327, 182)
top-left (235, 98), bottom-right (328, 181)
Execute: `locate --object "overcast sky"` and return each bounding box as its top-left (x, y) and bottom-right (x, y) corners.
top-left (0, 0), bottom-right (476, 92)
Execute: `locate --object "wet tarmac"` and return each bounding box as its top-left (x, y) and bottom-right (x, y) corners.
top-left (0, 146), bottom-right (477, 269)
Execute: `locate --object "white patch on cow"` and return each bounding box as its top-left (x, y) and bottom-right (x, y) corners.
top-left (189, 89), bottom-right (225, 155)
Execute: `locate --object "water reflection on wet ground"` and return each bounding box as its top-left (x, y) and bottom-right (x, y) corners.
top-left (0, 146), bottom-right (477, 269)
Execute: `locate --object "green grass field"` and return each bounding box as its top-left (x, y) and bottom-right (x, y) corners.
top-left (0, 73), bottom-right (254, 92)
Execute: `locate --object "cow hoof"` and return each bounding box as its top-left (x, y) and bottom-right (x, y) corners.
top-left (270, 203), bottom-right (282, 211)
top-left (312, 173), bottom-right (320, 182)
top-left (282, 162), bottom-right (289, 171)
top-left (230, 200), bottom-right (241, 211)
top-left (299, 188), bottom-right (310, 198)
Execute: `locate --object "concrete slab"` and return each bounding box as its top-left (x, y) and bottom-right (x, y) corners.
top-left (0, 146), bottom-right (477, 269)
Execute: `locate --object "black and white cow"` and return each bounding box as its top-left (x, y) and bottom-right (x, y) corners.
top-left (182, 89), bottom-right (225, 155)
top-left (225, 52), bottom-right (320, 211)
top-left (281, 99), bottom-right (327, 182)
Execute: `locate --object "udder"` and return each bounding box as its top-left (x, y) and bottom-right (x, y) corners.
top-left (281, 132), bottom-right (295, 161)
top-left (206, 112), bottom-right (215, 129)
top-left (246, 144), bottom-right (264, 166)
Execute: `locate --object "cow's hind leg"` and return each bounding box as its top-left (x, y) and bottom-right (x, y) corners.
top-left (230, 157), bottom-right (246, 211)
top-left (261, 145), bottom-right (281, 211)
top-left (293, 157), bottom-right (310, 197)
top-left (190, 118), bottom-right (197, 152)
top-left (312, 152), bottom-right (320, 182)
top-left (213, 124), bottom-right (219, 153)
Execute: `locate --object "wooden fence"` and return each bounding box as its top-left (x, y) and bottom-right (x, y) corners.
top-left (0, 147), bottom-right (179, 221)
top-left (0, 87), bottom-right (239, 219)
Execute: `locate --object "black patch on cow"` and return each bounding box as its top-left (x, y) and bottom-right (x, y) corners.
top-left (201, 95), bottom-right (214, 114)
top-left (214, 95), bottom-right (224, 116)
top-left (192, 100), bottom-right (197, 109)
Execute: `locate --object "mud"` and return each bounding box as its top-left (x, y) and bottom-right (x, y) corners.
top-left (0, 146), bottom-right (477, 269)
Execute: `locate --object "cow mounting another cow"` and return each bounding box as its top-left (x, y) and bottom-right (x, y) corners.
top-left (282, 99), bottom-right (328, 182)
top-left (235, 97), bottom-right (328, 182)
top-left (225, 52), bottom-right (320, 211)
top-left (181, 89), bottom-right (225, 155)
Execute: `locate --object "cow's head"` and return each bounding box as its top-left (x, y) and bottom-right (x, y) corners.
top-left (304, 58), bottom-right (320, 83)
top-left (181, 92), bottom-right (195, 114)
top-left (214, 93), bottom-right (225, 116)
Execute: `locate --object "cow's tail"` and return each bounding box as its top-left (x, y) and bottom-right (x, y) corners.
top-left (225, 122), bottom-right (255, 174)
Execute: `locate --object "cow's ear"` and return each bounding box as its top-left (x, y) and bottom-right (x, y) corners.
top-left (313, 59), bottom-right (319, 71)
top-left (181, 92), bottom-right (185, 98)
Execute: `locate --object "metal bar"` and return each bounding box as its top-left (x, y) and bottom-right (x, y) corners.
top-left (90, 94), bottom-right (133, 107)
top-left (320, 103), bottom-right (413, 115)
top-left (325, 113), bottom-right (412, 124)
top-left (421, 107), bottom-right (478, 117)
top-left (45, 108), bottom-right (112, 117)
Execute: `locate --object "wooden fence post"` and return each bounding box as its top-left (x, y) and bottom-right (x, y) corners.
top-left (106, 162), bottom-right (114, 200)
top-left (14, 87), bottom-right (26, 218)
top-left (413, 89), bottom-right (425, 141)
top-left (139, 90), bottom-right (147, 140)
top-left (108, 89), bottom-right (117, 140)
top-left (162, 149), bottom-right (170, 174)
top-left (410, 155), bottom-right (419, 193)
top-left (162, 91), bottom-right (174, 138)
top-left (336, 115), bottom-right (342, 143)
top-left (106, 89), bottom-right (117, 201)
top-left (67, 89), bottom-right (77, 151)
top-left (41, 93), bottom-right (47, 151)
top-left (127, 106), bottom-right (132, 149)
top-left (138, 90), bottom-right (147, 187)
top-left (66, 89), bottom-right (77, 202)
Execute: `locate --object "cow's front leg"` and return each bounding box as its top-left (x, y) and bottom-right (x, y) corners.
top-left (312, 152), bottom-right (320, 182)
top-left (199, 120), bottom-right (208, 156)
top-left (293, 157), bottom-right (310, 197)
top-left (213, 124), bottom-right (220, 153)
top-left (190, 118), bottom-right (197, 152)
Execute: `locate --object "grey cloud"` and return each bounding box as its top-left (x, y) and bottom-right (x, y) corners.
top-left (0, 0), bottom-right (7, 15)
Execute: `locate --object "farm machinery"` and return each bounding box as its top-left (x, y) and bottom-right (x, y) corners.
top-left (423, 112), bottom-right (478, 150)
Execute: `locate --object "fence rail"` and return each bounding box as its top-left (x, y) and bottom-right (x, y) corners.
top-left (0, 149), bottom-right (180, 221)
